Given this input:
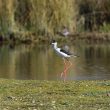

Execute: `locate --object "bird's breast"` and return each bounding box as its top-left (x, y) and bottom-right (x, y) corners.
top-left (55, 48), bottom-right (70, 58)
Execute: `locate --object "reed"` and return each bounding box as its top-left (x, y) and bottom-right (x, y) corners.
top-left (30, 0), bottom-right (76, 36)
top-left (1, 0), bottom-right (110, 42)
top-left (77, 0), bottom-right (110, 32)
top-left (0, 0), bottom-right (18, 38)
top-left (0, 0), bottom-right (76, 40)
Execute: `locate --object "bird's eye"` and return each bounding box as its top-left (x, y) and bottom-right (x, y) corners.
top-left (52, 39), bottom-right (56, 43)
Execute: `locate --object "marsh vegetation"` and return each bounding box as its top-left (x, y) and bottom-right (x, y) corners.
top-left (0, 0), bottom-right (110, 43)
top-left (0, 0), bottom-right (76, 43)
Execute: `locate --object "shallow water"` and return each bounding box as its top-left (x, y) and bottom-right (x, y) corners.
top-left (0, 42), bottom-right (110, 80)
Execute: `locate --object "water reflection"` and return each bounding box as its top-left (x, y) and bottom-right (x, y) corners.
top-left (76, 44), bottom-right (110, 80)
top-left (0, 43), bottom-right (110, 80)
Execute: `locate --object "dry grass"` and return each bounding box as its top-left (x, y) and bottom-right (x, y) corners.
top-left (77, 0), bottom-right (110, 32)
top-left (0, 0), bottom-right (110, 41)
top-left (0, 0), bottom-right (76, 40)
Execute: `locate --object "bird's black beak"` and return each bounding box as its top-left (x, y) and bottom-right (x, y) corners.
top-left (50, 40), bottom-right (53, 45)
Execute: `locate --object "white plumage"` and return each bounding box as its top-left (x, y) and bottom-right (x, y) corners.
top-left (52, 41), bottom-right (72, 58)
top-left (51, 40), bottom-right (74, 81)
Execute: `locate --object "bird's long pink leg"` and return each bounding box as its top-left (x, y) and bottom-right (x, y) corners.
top-left (63, 60), bottom-right (72, 81)
top-left (60, 58), bottom-right (67, 78)
top-left (66, 61), bottom-right (73, 73)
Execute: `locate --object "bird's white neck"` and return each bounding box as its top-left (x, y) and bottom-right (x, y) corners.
top-left (53, 43), bottom-right (57, 49)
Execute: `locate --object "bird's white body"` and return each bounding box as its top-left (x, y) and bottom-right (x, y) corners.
top-left (51, 40), bottom-right (74, 81)
top-left (54, 47), bottom-right (71, 58)
top-left (52, 42), bottom-right (71, 58)
top-left (62, 27), bottom-right (70, 36)
top-left (63, 31), bottom-right (69, 36)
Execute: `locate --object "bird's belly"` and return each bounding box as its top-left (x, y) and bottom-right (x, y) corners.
top-left (56, 51), bottom-right (70, 58)
top-left (63, 31), bottom-right (69, 36)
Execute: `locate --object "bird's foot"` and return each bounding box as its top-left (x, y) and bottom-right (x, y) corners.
top-left (60, 72), bottom-right (64, 78)
top-left (60, 72), bottom-right (67, 82)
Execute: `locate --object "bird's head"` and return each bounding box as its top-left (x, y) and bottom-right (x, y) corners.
top-left (51, 39), bottom-right (57, 44)
top-left (51, 40), bottom-right (57, 48)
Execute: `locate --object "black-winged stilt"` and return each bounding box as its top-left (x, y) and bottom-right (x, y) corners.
top-left (51, 40), bottom-right (77, 81)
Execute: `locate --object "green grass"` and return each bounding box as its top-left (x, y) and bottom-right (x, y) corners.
top-left (0, 79), bottom-right (110, 110)
top-left (99, 23), bottom-right (110, 33)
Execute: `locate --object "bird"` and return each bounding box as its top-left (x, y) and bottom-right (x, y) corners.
top-left (57, 26), bottom-right (70, 37)
top-left (51, 40), bottom-right (77, 81)
top-left (62, 27), bottom-right (70, 37)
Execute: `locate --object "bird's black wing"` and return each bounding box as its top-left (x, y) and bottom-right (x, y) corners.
top-left (60, 49), bottom-right (72, 55)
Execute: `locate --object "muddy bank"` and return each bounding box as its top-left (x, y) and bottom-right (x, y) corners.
top-left (0, 32), bottom-right (110, 46)
top-left (0, 32), bottom-right (51, 45)
top-left (70, 32), bottom-right (110, 43)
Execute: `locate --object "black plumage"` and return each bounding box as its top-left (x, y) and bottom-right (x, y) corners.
top-left (60, 48), bottom-right (72, 55)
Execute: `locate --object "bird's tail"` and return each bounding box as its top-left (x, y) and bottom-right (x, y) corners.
top-left (71, 54), bottom-right (79, 57)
